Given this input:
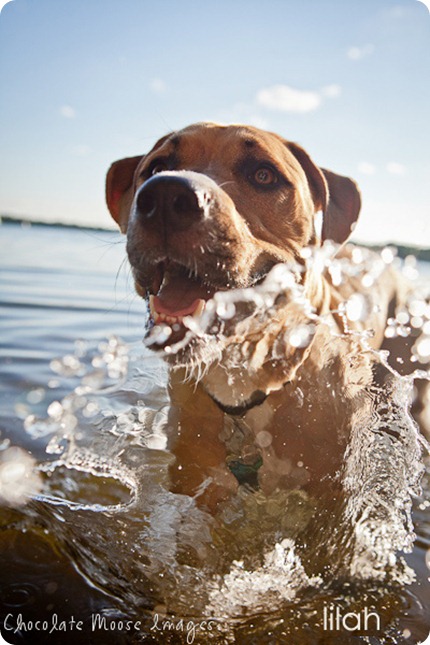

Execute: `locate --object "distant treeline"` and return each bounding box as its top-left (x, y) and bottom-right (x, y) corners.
top-left (0, 214), bottom-right (113, 234)
top-left (1, 214), bottom-right (429, 261)
top-left (362, 244), bottom-right (430, 262)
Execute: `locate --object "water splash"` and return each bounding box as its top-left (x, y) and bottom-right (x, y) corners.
top-left (4, 245), bottom-right (429, 627)
top-left (34, 448), bottom-right (137, 512)
top-left (0, 446), bottom-right (43, 506)
top-left (206, 538), bottom-right (323, 617)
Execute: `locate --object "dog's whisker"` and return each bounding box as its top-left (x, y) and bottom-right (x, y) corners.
top-left (114, 255), bottom-right (131, 299)
top-left (218, 180), bottom-right (237, 190)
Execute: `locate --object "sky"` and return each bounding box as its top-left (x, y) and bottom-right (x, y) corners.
top-left (0, 0), bottom-right (429, 247)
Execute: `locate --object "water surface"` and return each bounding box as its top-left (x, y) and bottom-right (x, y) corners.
top-left (0, 222), bottom-right (429, 644)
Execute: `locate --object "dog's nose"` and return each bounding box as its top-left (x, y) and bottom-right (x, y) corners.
top-left (135, 173), bottom-right (211, 231)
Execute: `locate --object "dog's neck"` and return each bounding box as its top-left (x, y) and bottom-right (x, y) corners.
top-left (197, 270), bottom-right (336, 409)
top-left (198, 361), bottom-right (291, 410)
top-left (168, 267), bottom-right (358, 412)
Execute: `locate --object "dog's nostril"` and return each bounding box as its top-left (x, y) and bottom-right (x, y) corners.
top-left (172, 192), bottom-right (199, 215)
top-left (137, 191), bottom-right (156, 218)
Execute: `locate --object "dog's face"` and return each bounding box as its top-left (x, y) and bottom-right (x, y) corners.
top-left (106, 123), bottom-right (360, 364)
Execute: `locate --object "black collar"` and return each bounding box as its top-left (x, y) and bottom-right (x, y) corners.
top-left (209, 389), bottom-right (268, 416)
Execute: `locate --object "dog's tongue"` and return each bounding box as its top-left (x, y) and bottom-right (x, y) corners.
top-left (154, 272), bottom-right (215, 316)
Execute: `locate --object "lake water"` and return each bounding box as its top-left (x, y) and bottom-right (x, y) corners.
top-left (0, 221), bottom-right (429, 644)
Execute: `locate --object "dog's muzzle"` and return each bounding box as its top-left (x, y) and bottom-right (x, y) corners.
top-left (134, 171), bottom-right (215, 232)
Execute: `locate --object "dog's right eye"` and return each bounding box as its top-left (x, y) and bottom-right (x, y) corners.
top-left (243, 161), bottom-right (281, 190)
top-left (150, 161), bottom-right (168, 176)
top-left (254, 166), bottom-right (277, 185)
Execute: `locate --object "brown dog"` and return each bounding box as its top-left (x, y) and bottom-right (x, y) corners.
top-left (106, 122), bottom-right (422, 511)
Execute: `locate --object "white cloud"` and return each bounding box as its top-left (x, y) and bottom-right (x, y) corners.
top-left (347, 44), bottom-right (375, 61)
top-left (358, 162), bottom-right (376, 175)
top-left (256, 83), bottom-right (342, 114)
top-left (150, 78), bottom-right (167, 94)
top-left (321, 84), bottom-right (342, 99)
top-left (257, 85), bottom-right (322, 113)
top-left (386, 162), bottom-right (406, 175)
top-left (60, 105), bottom-right (76, 119)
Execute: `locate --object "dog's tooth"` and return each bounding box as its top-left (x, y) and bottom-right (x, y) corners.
top-left (160, 271), bottom-right (171, 289)
top-left (149, 294), bottom-right (199, 326)
top-left (149, 296), bottom-right (163, 324)
top-left (192, 299), bottom-right (206, 318)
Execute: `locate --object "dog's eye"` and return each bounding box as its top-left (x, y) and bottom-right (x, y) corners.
top-left (254, 166), bottom-right (278, 185)
top-left (150, 162), bottom-right (168, 176)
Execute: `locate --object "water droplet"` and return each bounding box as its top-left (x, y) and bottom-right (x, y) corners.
top-left (82, 402), bottom-right (99, 418)
top-left (0, 447), bottom-right (43, 506)
top-left (409, 299), bottom-right (427, 317)
top-left (381, 247), bottom-right (396, 264)
top-left (216, 301), bottom-right (236, 320)
top-left (256, 431), bottom-right (273, 448)
top-left (345, 294), bottom-right (369, 322)
top-left (411, 316), bottom-right (424, 329)
top-left (288, 324), bottom-right (314, 348)
top-left (352, 248), bottom-right (364, 264)
top-left (402, 256), bottom-right (419, 280)
top-left (300, 247), bottom-right (312, 259)
top-left (361, 274), bottom-right (374, 288)
top-left (26, 388), bottom-right (46, 405)
top-left (414, 336), bottom-right (430, 361)
top-left (384, 327), bottom-right (397, 339)
top-left (328, 261), bottom-right (343, 286)
top-left (45, 436), bottom-right (66, 455)
top-left (396, 310), bottom-right (409, 325)
top-left (47, 401), bottom-right (64, 419)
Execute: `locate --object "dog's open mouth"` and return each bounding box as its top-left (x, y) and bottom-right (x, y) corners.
top-left (144, 260), bottom-right (218, 344)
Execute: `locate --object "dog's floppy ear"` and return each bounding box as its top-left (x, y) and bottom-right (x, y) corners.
top-left (320, 168), bottom-right (361, 245)
top-left (287, 142), bottom-right (361, 245)
top-left (106, 155), bottom-right (142, 233)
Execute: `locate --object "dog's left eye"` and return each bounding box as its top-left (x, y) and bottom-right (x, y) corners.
top-left (254, 166), bottom-right (278, 185)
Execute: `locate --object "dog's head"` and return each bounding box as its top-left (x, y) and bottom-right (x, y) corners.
top-left (106, 123), bottom-right (360, 366)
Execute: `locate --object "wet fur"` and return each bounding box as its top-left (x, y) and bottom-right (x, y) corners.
top-left (106, 122), bottom-right (427, 512)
